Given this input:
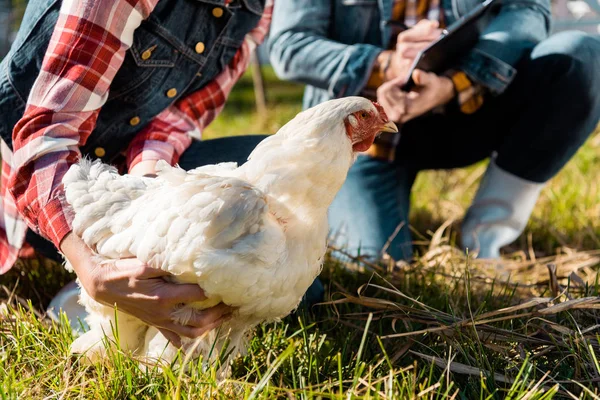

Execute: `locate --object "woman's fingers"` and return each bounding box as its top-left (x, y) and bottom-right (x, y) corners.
top-left (158, 328), bottom-right (182, 348)
top-left (166, 312), bottom-right (232, 339)
top-left (377, 82), bottom-right (407, 122)
top-left (398, 20), bottom-right (441, 43)
top-left (396, 41), bottom-right (435, 59)
top-left (182, 303), bottom-right (234, 328)
top-left (166, 283), bottom-right (209, 304)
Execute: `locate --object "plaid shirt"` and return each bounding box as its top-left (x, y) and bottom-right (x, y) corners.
top-left (0, 0), bottom-right (273, 274)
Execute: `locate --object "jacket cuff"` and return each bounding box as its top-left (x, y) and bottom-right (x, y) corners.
top-left (37, 193), bottom-right (74, 249)
top-left (329, 44), bottom-right (382, 97)
top-left (458, 48), bottom-right (518, 95)
top-left (444, 70), bottom-right (486, 114)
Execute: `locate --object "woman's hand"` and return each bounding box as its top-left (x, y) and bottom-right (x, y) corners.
top-left (377, 69), bottom-right (455, 123)
top-left (61, 233), bottom-right (232, 347)
top-left (379, 20), bottom-right (442, 82)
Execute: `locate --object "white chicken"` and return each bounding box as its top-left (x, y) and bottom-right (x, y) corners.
top-left (63, 96), bottom-right (397, 369)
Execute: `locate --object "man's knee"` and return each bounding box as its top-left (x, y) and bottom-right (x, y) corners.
top-left (532, 32), bottom-right (599, 91)
top-left (533, 31), bottom-right (599, 60)
top-left (529, 32), bottom-right (600, 115)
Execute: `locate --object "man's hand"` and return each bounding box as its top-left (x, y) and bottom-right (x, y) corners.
top-left (377, 69), bottom-right (455, 123)
top-left (380, 20), bottom-right (442, 82)
top-left (60, 233), bottom-right (232, 347)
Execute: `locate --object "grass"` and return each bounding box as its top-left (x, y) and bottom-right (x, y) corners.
top-left (1, 66), bottom-right (600, 399)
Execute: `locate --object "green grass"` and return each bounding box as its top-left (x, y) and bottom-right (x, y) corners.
top-left (2, 67), bottom-right (600, 399)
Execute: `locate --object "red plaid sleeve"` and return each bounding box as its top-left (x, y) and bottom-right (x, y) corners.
top-left (126, 0), bottom-right (274, 171)
top-left (7, 0), bottom-right (159, 249)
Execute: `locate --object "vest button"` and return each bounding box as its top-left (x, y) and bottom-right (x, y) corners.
top-left (166, 88), bottom-right (178, 98)
top-left (129, 116), bottom-right (141, 126)
top-left (195, 42), bottom-right (205, 54)
top-left (94, 147), bottom-right (106, 158)
top-left (141, 49), bottom-right (152, 60)
top-left (212, 7), bottom-right (224, 18)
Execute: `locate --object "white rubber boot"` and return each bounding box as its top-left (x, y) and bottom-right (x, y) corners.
top-left (461, 160), bottom-right (545, 259)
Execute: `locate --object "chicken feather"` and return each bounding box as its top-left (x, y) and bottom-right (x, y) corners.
top-left (62, 97), bottom-right (395, 374)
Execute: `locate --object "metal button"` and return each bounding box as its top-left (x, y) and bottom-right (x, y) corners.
top-left (166, 88), bottom-right (178, 98)
top-left (195, 42), bottom-right (205, 54)
top-left (141, 50), bottom-right (152, 60)
top-left (129, 116), bottom-right (141, 126)
top-left (212, 7), bottom-right (223, 18)
top-left (94, 147), bottom-right (106, 158)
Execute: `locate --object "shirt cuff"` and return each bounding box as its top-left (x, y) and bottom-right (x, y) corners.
top-left (37, 192), bottom-right (74, 249)
top-left (127, 139), bottom-right (179, 171)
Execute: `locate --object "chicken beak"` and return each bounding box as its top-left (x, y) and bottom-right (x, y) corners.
top-left (380, 121), bottom-right (399, 133)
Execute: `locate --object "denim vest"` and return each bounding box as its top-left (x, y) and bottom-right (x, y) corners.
top-left (0, 0), bottom-right (265, 162)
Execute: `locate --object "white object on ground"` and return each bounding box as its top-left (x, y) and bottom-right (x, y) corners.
top-left (461, 159), bottom-right (545, 259)
top-left (46, 280), bottom-right (89, 333)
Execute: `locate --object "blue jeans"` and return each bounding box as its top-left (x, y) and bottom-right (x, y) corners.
top-left (329, 32), bottom-right (600, 261)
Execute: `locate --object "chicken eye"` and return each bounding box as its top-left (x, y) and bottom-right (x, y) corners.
top-left (359, 112), bottom-right (368, 119)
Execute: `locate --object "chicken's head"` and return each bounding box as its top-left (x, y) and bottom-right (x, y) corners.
top-left (251, 97), bottom-right (398, 163)
top-left (342, 99), bottom-right (398, 152)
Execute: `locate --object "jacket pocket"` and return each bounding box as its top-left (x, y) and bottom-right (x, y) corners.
top-left (129, 24), bottom-right (179, 68)
top-left (109, 25), bottom-right (179, 100)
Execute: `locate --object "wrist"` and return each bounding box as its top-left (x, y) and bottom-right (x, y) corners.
top-left (129, 160), bottom-right (159, 177)
top-left (437, 75), bottom-right (456, 106)
top-left (60, 232), bottom-right (97, 286)
top-left (375, 50), bottom-right (394, 81)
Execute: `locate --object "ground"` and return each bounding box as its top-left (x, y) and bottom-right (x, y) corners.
top-left (1, 67), bottom-right (600, 399)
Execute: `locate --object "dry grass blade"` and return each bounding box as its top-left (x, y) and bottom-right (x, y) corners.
top-left (428, 218), bottom-right (455, 252)
top-left (409, 351), bottom-right (514, 383)
top-left (473, 297), bottom-right (552, 320)
top-left (547, 263), bottom-right (560, 297)
top-left (537, 297), bottom-right (600, 315)
top-left (416, 382), bottom-right (441, 397)
top-left (519, 371), bottom-right (552, 400)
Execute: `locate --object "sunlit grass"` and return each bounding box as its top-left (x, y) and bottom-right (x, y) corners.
top-left (1, 67), bottom-right (599, 399)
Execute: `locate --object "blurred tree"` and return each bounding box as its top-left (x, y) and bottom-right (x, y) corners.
top-left (0, 0), bottom-right (11, 58)
top-left (11, 0), bottom-right (26, 30)
top-left (0, 0), bottom-right (27, 59)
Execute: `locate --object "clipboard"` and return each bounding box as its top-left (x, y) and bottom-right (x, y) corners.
top-left (400, 0), bottom-right (501, 92)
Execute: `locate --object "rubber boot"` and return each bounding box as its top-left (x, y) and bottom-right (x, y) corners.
top-left (461, 160), bottom-right (545, 259)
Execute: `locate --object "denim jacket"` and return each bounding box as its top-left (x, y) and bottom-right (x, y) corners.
top-left (0, 0), bottom-right (265, 162)
top-left (268, 0), bottom-right (552, 109)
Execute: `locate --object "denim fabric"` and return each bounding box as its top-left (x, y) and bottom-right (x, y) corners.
top-left (328, 155), bottom-right (416, 260)
top-left (268, 0), bottom-right (552, 108)
top-left (0, 0), bottom-right (265, 162)
top-left (328, 31), bottom-right (600, 260)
